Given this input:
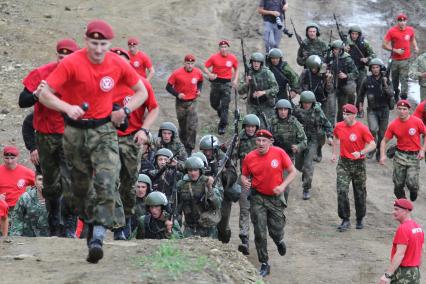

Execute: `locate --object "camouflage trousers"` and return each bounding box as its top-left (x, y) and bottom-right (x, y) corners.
top-left (393, 151), bottom-right (420, 200)
top-left (217, 198), bottom-right (232, 242)
top-left (176, 99), bottom-right (198, 150)
top-left (62, 122), bottom-right (120, 228)
top-left (391, 59), bottom-right (410, 99)
top-left (247, 103), bottom-right (274, 130)
top-left (239, 180), bottom-right (251, 239)
top-left (367, 107), bottom-right (389, 156)
top-left (250, 190), bottom-right (286, 263)
top-left (210, 81), bottom-right (231, 128)
top-left (391, 266), bottom-right (420, 284)
top-left (183, 225), bottom-right (217, 238)
top-left (295, 142), bottom-right (318, 192)
top-left (336, 157), bottom-right (366, 220)
top-left (336, 80), bottom-right (356, 122)
top-left (356, 68), bottom-right (367, 95)
top-left (321, 94), bottom-right (336, 128)
top-left (117, 134), bottom-right (142, 217)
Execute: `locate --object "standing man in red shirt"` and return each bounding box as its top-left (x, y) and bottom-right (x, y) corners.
top-left (166, 54), bottom-right (204, 156)
top-left (19, 38), bottom-right (79, 237)
top-left (203, 40), bottom-right (239, 135)
top-left (379, 199), bottom-right (424, 284)
top-left (382, 13), bottom-right (419, 102)
top-left (331, 104), bottom-right (376, 232)
top-left (380, 100), bottom-right (426, 201)
top-left (128, 37), bottom-right (155, 81)
top-left (241, 130), bottom-right (297, 277)
top-left (110, 47), bottom-right (159, 239)
top-left (39, 19), bottom-right (148, 263)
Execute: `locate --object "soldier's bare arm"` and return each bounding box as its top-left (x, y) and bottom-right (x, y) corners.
top-left (39, 84), bottom-right (84, 119)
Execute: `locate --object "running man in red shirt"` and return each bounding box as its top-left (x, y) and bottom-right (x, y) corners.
top-left (110, 47), bottom-right (159, 239)
top-left (241, 129), bottom-right (297, 277)
top-left (331, 104), bottom-right (376, 232)
top-left (382, 13), bottom-right (419, 102)
top-left (128, 37), bottom-right (155, 81)
top-left (203, 40), bottom-right (239, 135)
top-left (19, 38), bottom-right (79, 237)
top-left (379, 199), bottom-right (424, 284)
top-left (166, 54), bottom-right (204, 156)
top-left (39, 20), bottom-right (148, 263)
top-left (380, 100), bottom-right (426, 201)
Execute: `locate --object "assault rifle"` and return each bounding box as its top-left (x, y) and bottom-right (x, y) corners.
top-left (241, 38), bottom-right (250, 79)
top-left (152, 151), bottom-right (179, 180)
top-left (290, 18), bottom-right (306, 49)
top-left (240, 38), bottom-right (259, 104)
top-left (333, 13), bottom-right (347, 44)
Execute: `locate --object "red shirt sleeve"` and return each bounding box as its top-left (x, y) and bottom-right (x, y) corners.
top-left (141, 52), bottom-right (153, 69)
top-left (205, 56), bottom-right (213, 68)
top-left (241, 155), bottom-right (251, 176)
top-left (232, 55), bottom-right (239, 69)
top-left (142, 79), bottom-right (158, 111)
top-left (280, 149), bottom-right (293, 170)
top-left (120, 60), bottom-right (140, 88)
top-left (168, 71), bottom-right (177, 86)
top-left (361, 124), bottom-right (375, 143)
top-left (0, 200), bottom-right (8, 217)
top-left (46, 60), bottom-right (72, 94)
top-left (23, 69), bottom-right (42, 92)
top-left (384, 122), bottom-right (395, 140)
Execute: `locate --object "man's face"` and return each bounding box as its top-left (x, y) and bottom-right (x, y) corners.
top-left (343, 111), bottom-right (356, 125)
top-left (136, 182), bottom-right (148, 198)
top-left (332, 47), bottom-right (341, 56)
top-left (188, 169), bottom-right (200, 181)
top-left (270, 57), bottom-right (280, 66)
top-left (371, 65), bottom-right (381, 76)
top-left (392, 206), bottom-right (408, 221)
top-left (307, 27), bottom-right (317, 39)
top-left (256, 137), bottom-right (272, 155)
top-left (245, 125), bottom-right (257, 136)
top-left (397, 18), bottom-right (407, 30)
top-left (161, 130), bottom-right (173, 143)
top-left (35, 175), bottom-right (43, 190)
top-left (202, 149), bottom-right (213, 159)
top-left (302, 102), bottom-right (313, 110)
top-left (277, 108), bottom-right (289, 119)
top-left (85, 38), bottom-right (111, 64)
top-left (149, 205), bottom-right (162, 219)
top-left (252, 61), bottom-right (262, 70)
top-left (3, 154), bottom-right (18, 169)
top-left (157, 155), bottom-right (168, 168)
top-left (350, 31), bottom-right (360, 41)
top-left (128, 44), bottom-right (138, 55)
top-left (397, 106), bottom-right (410, 120)
top-left (184, 61), bottom-right (195, 72)
top-left (219, 44), bottom-right (229, 56)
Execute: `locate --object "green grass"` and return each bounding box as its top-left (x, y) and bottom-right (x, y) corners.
top-left (131, 242), bottom-right (212, 280)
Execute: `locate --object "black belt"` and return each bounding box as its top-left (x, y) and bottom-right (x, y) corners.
top-left (64, 115), bottom-right (110, 129)
top-left (396, 149), bottom-right (419, 155)
top-left (211, 78), bottom-right (231, 83)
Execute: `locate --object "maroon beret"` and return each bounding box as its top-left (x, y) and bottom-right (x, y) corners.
top-left (110, 47), bottom-right (130, 60)
top-left (396, 13), bottom-right (408, 20)
top-left (396, 99), bottom-right (411, 108)
top-left (127, 37), bottom-right (139, 46)
top-left (3, 145), bottom-right (19, 156)
top-left (56, 38), bottom-right (79, 54)
top-left (86, 19), bottom-right (114, 40)
top-left (394, 198), bottom-right (413, 211)
top-left (255, 129), bottom-right (273, 139)
top-left (218, 40), bottom-right (230, 47)
top-left (342, 104), bottom-right (358, 114)
top-left (184, 54), bottom-right (196, 62)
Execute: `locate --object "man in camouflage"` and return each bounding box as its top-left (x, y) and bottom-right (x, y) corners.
top-left (176, 157), bottom-right (223, 238)
top-left (270, 99), bottom-right (307, 200)
top-left (345, 25), bottom-right (376, 106)
top-left (266, 48), bottom-right (300, 101)
top-left (296, 23), bottom-right (329, 67)
top-left (238, 52), bottom-right (279, 129)
top-left (10, 173), bottom-right (49, 237)
top-left (357, 58), bottom-right (394, 161)
top-left (409, 51), bottom-right (426, 108)
top-left (327, 40), bottom-right (359, 122)
top-left (294, 91), bottom-right (333, 200)
top-left (235, 114), bottom-right (260, 255)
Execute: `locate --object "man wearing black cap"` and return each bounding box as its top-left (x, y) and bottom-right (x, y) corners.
top-left (379, 199), bottom-right (424, 284)
top-left (39, 19), bottom-right (148, 263)
top-left (241, 129), bottom-right (297, 277)
top-left (380, 100), bottom-right (426, 202)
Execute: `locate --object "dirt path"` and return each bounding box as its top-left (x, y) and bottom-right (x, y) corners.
top-left (0, 0), bottom-right (426, 283)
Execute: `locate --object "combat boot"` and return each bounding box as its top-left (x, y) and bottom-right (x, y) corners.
top-left (87, 225), bottom-right (106, 264)
top-left (313, 146), bottom-right (322, 162)
top-left (356, 218), bottom-right (364, 229)
top-left (367, 149), bottom-right (375, 160)
top-left (113, 227), bottom-right (126, 240)
top-left (302, 189), bottom-right (311, 200)
top-left (238, 235), bottom-right (250, 255)
top-left (259, 262), bottom-right (270, 277)
top-left (46, 198), bottom-right (62, 237)
top-left (338, 219), bottom-right (350, 232)
top-left (410, 191), bottom-right (418, 202)
top-left (275, 240), bottom-right (286, 256)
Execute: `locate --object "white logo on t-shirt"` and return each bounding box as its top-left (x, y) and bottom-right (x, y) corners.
top-left (191, 78), bottom-right (198, 84)
top-left (17, 179), bottom-right (26, 189)
top-left (408, 128), bottom-right (416, 136)
top-left (225, 60), bottom-right (232, 67)
top-left (404, 34), bottom-right (410, 41)
top-left (271, 159), bottom-right (279, 168)
top-left (100, 76), bottom-right (115, 92)
top-left (349, 133), bottom-right (357, 142)
top-left (133, 61), bottom-right (140, 68)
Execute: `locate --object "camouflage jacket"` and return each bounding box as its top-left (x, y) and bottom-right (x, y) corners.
top-left (148, 166), bottom-right (181, 202)
top-left (293, 103), bottom-right (333, 142)
top-left (358, 74), bottom-right (394, 110)
top-left (266, 60), bottom-right (300, 93)
top-left (297, 38), bottom-right (329, 67)
top-left (326, 51), bottom-right (359, 86)
top-left (206, 149), bottom-right (237, 193)
top-left (300, 69), bottom-right (334, 103)
top-left (270, 115), bottom-right (307, 157)
top-left (135, 212), bottom-right (182, 239)
top-left (134, 197), bottom-right (147, 219)
top-left (176, 175), bottom-right (222, 228)
top-left (154, 138), bottom-right (188, 172)
top-left (409, 53), bottom-right (426, 87)
top-left (236, 130), bottom-right (257, 168)
top-left (346, 36), bottom-right (375, 69)
top-left (10, 187), bottom-right (49, 237)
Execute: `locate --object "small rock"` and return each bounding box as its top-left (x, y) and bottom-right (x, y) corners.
top-left (64, 6), bottom-right (71, 11)
top-left (44, 14), bottom-right (52, 19)
top-left (1, 109), bottom-right (9, 114)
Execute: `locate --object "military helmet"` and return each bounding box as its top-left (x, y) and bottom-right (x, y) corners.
top-left (184, 156), bottom-right (204, 171)
top-left (191, 152), bottom-right (208, 168)
top-left (199, 135), bottom-right (220, 150)
top-left (369, 58), bottom-right (384, 67)
top-left (250, 52), bottom-right (265, 63)
top-left (242, 114), bottom-right (261, 129)
top-left (158, 122), bottom-right (178, 137)
top-left (300, 91), bottom-right (316, 103)
top-left (331, 40), bottom-right (345, 49)
top-left (306, 55), bottom-right (322, 69)
top-left (155, 148), bottom-right (173, 159)
top-left (348, 25), bottom-right (362, 35)
top-left (137, 174), bottom-right (152, 189)
top-left (306, 22), bottom-right (320, 36)
top-left (275, 99), bottom-right (293, 110)
top-left (145, 191), bottom-right (168, 206)
top-left (268, 48), bottom-right (283, 58)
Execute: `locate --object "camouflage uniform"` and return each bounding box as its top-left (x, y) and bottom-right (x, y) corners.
top-left (176, 174), bottom-right (223, 238)
top-left (238, 66), bottom-right (279, 129)
top-left (135, 213), bottom-right (181, 239)
top-left (148, 166), bottom-right (180, 202)
top-left (176, 100), bottom-right (198, 153)
top-left (409, 52), bottom-right (426, 106)
top-left (10, 187), bottom-right (49, 237)
top-left (154, 138), bottom-right (188, 172)
top-left (294, 103), bottom-right (333, 194)
top-left (393, 151), bottom-right (420, 200)
top-left (296, 38), bottom-right (329, 67)
top-left (390, 266), bottom-right (420, 284)
top-left (266, 59), bottom-right (300, 100)
top-left (210, 81), bottom-right (232, 130)
top-left (391, 60), bottom-right (410, 101)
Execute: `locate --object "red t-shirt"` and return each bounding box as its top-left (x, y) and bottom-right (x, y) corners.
top-left (113, 76), bottom-right (158, 136)
top-left (242, 146), bottom-right (293, 196)
top-left (167, 67), bottom-right (203, 101)
top-left (128, 51), bottom-right (153, 78)
top-left (204, 52), bottom-right (238, 80)
top-left (0, 199), bottom-right (8, 217)
top-left (47, 49), bottom-right (140, 119)
top-left (333, 121), bottom-right (374, 160)
top-left (0, 165), bottom-right (35, 207)
top-left (391, 219), bottom-right (424, 267)
top-left (384, 26), bottom-right (415, 61)
top-left (385, 116), bottom-right (426, 151)
top-left (413, 100), bottom-right (426, 125)
top-left (23, 62), bottom-right (65, 134)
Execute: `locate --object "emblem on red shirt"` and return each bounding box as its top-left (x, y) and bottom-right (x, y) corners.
top-left (226, 61), bottom-right (232, 67)
top-left (100, 76), bottom-right (115, 92)
top-left (271, 159), bottom-right (279, 168)
top-left (133, 61), bottom-right (140, 68)
top-left (408, 128), bottom-right (416, 136)
top-left (349, 133), bottom-right (357, 142)
top-left (17, 179), bottom-right (26, 189)
top-left (404, 34), bottom-right (410, 41)
top-left (191, 78), bottom-right (198, 84)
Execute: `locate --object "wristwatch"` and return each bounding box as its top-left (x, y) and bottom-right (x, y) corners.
top-left (384, 272), bottom-right (392, 279)
top-left (122, 106), bottom-right (131, 117)
top-left (140, 127), bottom-right (150, 136)
top-left (360, 150), bottom-right (365, 156)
